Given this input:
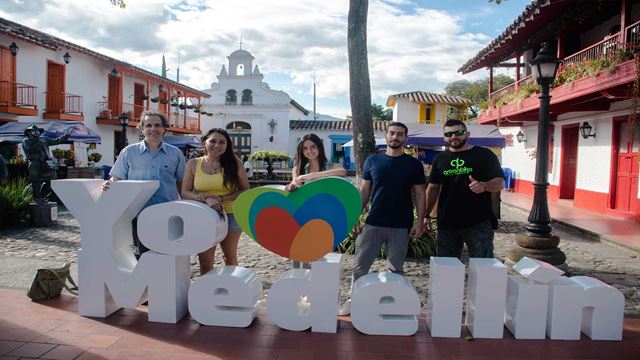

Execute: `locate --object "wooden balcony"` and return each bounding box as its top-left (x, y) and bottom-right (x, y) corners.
top-left (96, 102), bottom-right (200, 134)
top-left (43, 92), bottom-right (84, 121)
top-left (168, 112), bottom-right (201, 134)
top-left (0, 80), bottom-right (38, 116)
top-left (96, 101), bottom-right (144, 127)
top-left (480, 24), bottom-right (638, 125)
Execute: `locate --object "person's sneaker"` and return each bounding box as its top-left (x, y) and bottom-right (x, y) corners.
top-left (338, 299), bottom-right (351, 316)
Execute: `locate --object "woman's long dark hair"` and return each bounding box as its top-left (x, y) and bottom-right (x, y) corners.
top-left (201, 128), bottom-right (240, 191)
top-left (294, 133), bottom-right (327, 175)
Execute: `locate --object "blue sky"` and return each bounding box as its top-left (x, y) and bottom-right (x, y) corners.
top-left (0, 0), bottom-right (529, 118)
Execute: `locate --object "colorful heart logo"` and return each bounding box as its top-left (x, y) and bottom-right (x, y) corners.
top-left (233, 177), bottom-right (361, 262)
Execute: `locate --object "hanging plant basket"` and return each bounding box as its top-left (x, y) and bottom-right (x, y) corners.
top-left (150, 97), bottom-right (159, 103)
top-left (179, 104), bottom-right (187, 110)
top-left (187, 104), bottom-right (195, 110)
top-left (194, 109), bottom-right (200, 113)
top-left (141, 94), bottom-right (149, 101)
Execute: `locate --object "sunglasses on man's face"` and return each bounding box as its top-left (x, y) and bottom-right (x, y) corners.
top-left (444, 130), bottom-right (466, 138)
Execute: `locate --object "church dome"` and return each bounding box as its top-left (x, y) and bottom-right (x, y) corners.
top-left (229, 49), bottom-right (254, 59)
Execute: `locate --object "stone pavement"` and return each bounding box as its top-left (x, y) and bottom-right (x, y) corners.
top-left (1, 203), bottom-right (639, 317)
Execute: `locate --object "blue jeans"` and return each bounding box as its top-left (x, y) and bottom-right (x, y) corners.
top-left (436, 219), bottom-right (494, 258)
top-left (226, 213), bottom-right (242, 233)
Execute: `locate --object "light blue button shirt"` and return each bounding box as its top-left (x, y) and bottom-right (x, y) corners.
top-left (110, 141), bottom-right (186, 209)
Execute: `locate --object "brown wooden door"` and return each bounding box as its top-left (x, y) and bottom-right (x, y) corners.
top-left (108, 75), bottom-right (122, 116)
top-left (0, 47), bottom-right (15, 105)
top-left (46, 62), bottom-right (65, 113)
top-left (559, 125), bottom-right (579, 199)
top-left (134, 83), bottom-right (144, 120)
top-left (159, 90), bottom-right (168, 114)
top-left (614, 121), bottom-right (639, 212)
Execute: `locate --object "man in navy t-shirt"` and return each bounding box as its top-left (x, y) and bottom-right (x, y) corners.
top-left (339, 122), bottom-right (426, 315)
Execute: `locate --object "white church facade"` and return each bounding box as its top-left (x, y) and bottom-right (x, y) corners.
top-left (199, 49), bottom-right (309, 157)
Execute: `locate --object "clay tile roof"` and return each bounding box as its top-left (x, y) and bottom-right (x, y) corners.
top-left (386, 91), bottom-right (471, 107)
top-left (289, 120), bottom-right (390, 131)
top-left (289, 99), bottom-right (309, 115)
top-left (458, 0), bottom-right (573, 74)
top-left (0, 16), bottom-right (209, 97)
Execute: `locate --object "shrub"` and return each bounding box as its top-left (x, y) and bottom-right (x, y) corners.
top-left (249, 150), bottom-right (291, 163)
top-left (335, 207), bottom-right (436, 258)
top-left (0, 177), bottom-right (32, 227)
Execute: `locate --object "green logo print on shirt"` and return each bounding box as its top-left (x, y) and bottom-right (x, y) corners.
top-left (443, 157), bottom-right (473, 176)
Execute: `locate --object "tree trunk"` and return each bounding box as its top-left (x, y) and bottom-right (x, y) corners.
top-left (348, 0), bottom-right (375, 175)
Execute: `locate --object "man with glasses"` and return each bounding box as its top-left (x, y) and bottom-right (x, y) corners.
top-left (339, 122), bottom-right (426, 315)
top-left (425, 119), bottom-right (504, 259)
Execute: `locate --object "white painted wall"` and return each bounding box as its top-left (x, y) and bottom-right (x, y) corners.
top-left (499, 98), bottom-right (638, 199)
top-left (4, 35), bottom-right (119, 166)
top-left (392, 98), bottom-right (419, 123)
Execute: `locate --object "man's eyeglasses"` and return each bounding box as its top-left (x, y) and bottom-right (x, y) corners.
top-left (444, 130), bottom-right (466, 138)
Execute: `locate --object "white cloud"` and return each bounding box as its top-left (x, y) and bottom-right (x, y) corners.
top-left (0, 0), bottom-right (496, 118)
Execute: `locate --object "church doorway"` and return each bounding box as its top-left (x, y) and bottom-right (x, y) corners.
top-left (226, 121), bottom-right (252, 156)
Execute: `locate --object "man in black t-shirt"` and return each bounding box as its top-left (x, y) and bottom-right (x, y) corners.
top-left (426, 119), bottom-right (505, 259)
top-left (339, 122), bottom-right (426, 316)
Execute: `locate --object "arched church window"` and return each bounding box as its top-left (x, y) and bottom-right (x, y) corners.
top-left (242, 89), bottom-right (253, 105)
top-left (226, 90), bottom-right (237, 105)
top-left (236, 64), bottom-right (245, 76)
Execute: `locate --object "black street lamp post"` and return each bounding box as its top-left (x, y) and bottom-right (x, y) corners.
top-left (119, 112), bottom-right (129, 152)
top-left (507, 43), bottom-right (566, 268)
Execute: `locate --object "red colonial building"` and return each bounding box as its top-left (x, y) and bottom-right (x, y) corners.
top-left (460, 0), bottom-right (640, 222)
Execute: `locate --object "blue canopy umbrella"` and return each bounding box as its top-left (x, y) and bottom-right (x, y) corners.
top-left (405, 124), bottom-right (505, 148)
top-left (0, 121), bottom-right (101, 144)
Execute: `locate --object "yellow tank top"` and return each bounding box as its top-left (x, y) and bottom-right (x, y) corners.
top-left (193, 157), bottom-right (235, 213)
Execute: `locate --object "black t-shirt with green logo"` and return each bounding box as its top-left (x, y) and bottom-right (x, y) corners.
top-left (429, 146), bottom-right (504, 230)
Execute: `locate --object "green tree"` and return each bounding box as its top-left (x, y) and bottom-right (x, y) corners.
top-left (371, 103), bottom-right (392, 120)
top-left (110, 0), bottom-right (126, 8)
top-left (445, 75), bottom-right (514, 118)
top-left (348, 0), bottom-right (375, 175)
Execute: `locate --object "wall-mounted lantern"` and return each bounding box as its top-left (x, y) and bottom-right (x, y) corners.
top-left (579, 121), bottom-right (596, 139)
top-left (9, 42), bottom-right (18, 56)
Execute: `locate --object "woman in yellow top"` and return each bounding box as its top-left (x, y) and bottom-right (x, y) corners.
top-left (181, 128), bottom-right (250, 275)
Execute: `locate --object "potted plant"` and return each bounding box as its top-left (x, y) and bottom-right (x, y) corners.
top-left (150, 96), bottom-right (159, 103)
top-left (88, 153), bottom-right (102, 163)
top-left (179, 103), bottom-right (187, 110)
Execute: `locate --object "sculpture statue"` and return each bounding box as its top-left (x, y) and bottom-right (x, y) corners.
top-left (22, 125), bottom-right (72, 204)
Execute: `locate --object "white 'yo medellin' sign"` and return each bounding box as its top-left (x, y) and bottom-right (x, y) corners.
top-left (51, 179), bottom-right (624, 340)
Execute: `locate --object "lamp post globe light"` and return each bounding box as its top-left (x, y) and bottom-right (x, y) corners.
top-left (507, 42), bottom-right (566, 269)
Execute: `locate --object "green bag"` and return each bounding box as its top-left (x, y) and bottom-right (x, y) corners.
top-left (27, 262), bottom-right (78, 301)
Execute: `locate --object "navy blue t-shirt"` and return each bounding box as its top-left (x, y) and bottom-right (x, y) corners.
top-left (362, 153), bottom-right (426, 228)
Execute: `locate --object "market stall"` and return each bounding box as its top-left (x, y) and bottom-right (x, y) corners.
top-left (0, 121), bottom-right (102, 180)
